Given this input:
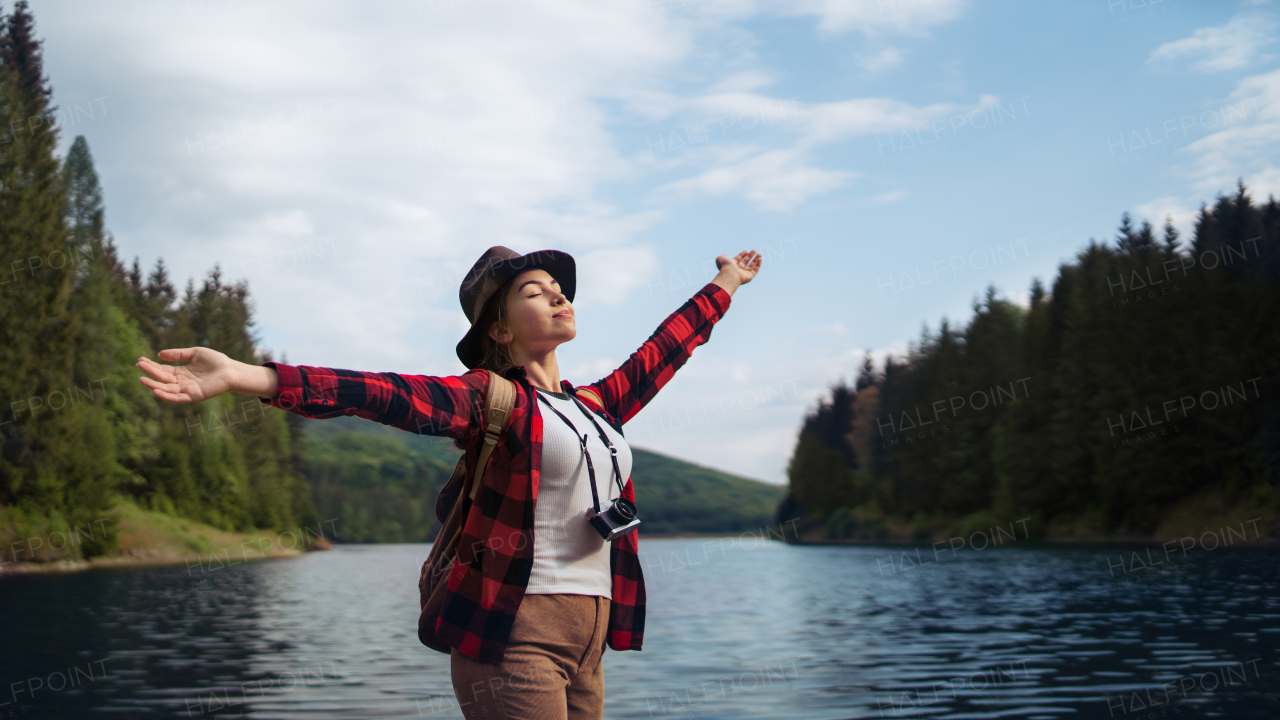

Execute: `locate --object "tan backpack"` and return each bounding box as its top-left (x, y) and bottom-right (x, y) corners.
top-left (417, 370), bottom-right (515, 652)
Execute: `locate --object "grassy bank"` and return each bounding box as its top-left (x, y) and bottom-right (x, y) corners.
top-left (0, 497), bottom-right (331, 575)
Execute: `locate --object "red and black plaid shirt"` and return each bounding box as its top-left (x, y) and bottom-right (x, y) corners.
top-left (259, 282), bottom-right (733, 663)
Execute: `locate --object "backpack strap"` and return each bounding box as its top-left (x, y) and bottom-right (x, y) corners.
top-left (467, 370), bottom-right (516, 503)
top-left (574, 386), bottom-right (603, 410)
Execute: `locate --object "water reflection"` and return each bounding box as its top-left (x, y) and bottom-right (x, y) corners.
top-left (0, 539), bottom-right (1275, 718)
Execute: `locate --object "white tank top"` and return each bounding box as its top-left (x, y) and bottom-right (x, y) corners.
top-left (525, 387), bottom-right (633, 598)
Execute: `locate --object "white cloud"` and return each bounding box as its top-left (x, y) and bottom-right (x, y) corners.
top-left (757, 0), bottom-right (967, 37)
top-left (656, 148), bottom-right (856, 211)
top-left (872, 190), bottom-right (905, 203)
top-left (797, 93), bottom-right (1001, 146)
top-left (1132, 65), bottom-right (1280, 250)
top-left (656, 0), bottom-right (965, 38)
top-left (38, 0), bottom-right (690, 352)
top-left (807, 321), bottom-right (849, 336)
top-left (562, 355), bottom-right (627, 383)
top-left (574, 244), bottom-right (665, 308)
top-left (855, 46), bottom-right (907, 73)
top-left (49, 0), bottom-right (978, 283)
top-left (1133, 196), bottom-right (1201, 241)
top-left (707, 71), bottom-right (779, 93)
top-left (1180, 67), bottom-right (1280, 192)
top-left (1004, 289), bottom-right (1031, 309)
top-left (1242, 165), bottom-right (1280, 200)
top-left (642, 91), bottom-right (1000, 210)
top-left (1148, 11), bottom-right (1277, 74)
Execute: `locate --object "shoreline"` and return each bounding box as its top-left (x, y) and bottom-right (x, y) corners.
top-left (5, 536), bottom-right (1276, 578)
top-left (5, 526), bottom-right (1275, 577)
top-left (1, 498), bottom-right (336, 578)
top-left (0, 545), bottom-right (311, 576)
top-left (644, 528), bottom-right (1280, 547)
top-left (781, 535), bottom-right (1280, 548)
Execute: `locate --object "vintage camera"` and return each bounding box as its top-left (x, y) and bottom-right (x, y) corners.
top-left (587, 497), bottom-right (641, 541)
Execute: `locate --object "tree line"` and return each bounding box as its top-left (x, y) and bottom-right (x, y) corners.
top-left (782, 184), bottom-right (1279, 539)
top-left (0, 2), bottom-right (317, 560)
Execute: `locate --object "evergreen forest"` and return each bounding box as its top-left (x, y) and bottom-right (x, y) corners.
top-left (782, 185), bottom-right (1280, 540)
top-left (0, 2), bottom-right (316, 559)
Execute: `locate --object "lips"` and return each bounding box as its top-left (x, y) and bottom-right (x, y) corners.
top-left (554, 311), bottom-right (573, 319)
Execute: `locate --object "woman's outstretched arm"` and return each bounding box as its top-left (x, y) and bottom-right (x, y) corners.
top-left (136, 347), bottom-right (486, 442)
top-left (137, 347), bottom-right (278, 401)
top-left (578, 250), bottom-right (762, 426)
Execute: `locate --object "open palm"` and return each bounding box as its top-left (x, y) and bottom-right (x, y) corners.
top-left (137, 347), bottom-right (237, 403)
top-left (716, 250), bottom-right (763, 284)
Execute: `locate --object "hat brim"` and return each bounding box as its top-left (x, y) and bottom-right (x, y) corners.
top-left (456, 250), bottom-right (576, 370)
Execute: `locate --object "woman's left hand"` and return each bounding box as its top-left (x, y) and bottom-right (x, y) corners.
top-left (716, 250), bottom-right (763, 286)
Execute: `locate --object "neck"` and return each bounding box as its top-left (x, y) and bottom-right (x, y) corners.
top-left (511, 346), bottom-right (562, 394)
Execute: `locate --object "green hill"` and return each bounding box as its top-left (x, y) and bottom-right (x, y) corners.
top-left (628, 447), bottom-right (785, 534)
top-left (299, 416), bottom-right (454, 543)
top-left (300, 415), bottom-right (785, 542)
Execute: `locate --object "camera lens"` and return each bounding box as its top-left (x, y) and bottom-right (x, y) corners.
top-left (609, 497), bottom-right (636, 522)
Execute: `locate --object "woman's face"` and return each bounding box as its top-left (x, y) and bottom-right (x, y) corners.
top-left (487, 268), bottom-right (576, 354)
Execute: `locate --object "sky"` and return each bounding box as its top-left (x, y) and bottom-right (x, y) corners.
top-left (23, 0), bottom-right (1280, 485)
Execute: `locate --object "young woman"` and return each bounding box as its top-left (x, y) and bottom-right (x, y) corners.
top-left (136, 246), bottom-right (762, 719)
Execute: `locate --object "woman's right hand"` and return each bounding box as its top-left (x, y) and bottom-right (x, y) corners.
top-left (137, 347), bottom-right (242, 404)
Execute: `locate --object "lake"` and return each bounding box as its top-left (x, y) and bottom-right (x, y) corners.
top-left (1, 537), bottom-right (1276, 719)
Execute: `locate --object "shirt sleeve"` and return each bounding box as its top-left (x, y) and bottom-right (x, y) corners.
top-left (578, 282), bottom-right (731, 426)
top-left (258, 362), bottom-right (487, 442)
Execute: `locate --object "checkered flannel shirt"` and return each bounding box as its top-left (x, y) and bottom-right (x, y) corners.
top-left (259, 282), bottom-right (733, 662)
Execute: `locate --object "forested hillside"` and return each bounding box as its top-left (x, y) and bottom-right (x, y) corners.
top-left (629, 447), bottom-right (784, 534)
top-left (299, 416), bottom-right (456, 543)
top-left (299, 414), bottom-right (786, 542)
top-left (782, 185), bottom-right (1280, 541)
top-left (0, 3), bottom-right (316, 561)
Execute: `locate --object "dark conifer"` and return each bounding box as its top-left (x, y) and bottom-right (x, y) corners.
top-left (0, 1), bottom-right (51, 112)
top-left (856, 352), bottom-right (879, 391)
top-left (1161, 216), bottom-right (1180, 258)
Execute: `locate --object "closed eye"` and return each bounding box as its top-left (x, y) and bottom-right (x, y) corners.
top-left (522, 279), bottom-right (559, 298)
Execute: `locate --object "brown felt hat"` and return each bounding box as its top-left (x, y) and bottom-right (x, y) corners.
top-left (456, 246), bottom-right (576, 370)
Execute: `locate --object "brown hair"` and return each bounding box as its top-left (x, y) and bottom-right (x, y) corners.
top-left (473, 273), bottom-right (518, 373)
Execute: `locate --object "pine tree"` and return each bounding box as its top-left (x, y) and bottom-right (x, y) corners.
top-left (0, 2), bottom-right (51, 110)
top-left (1161, 216), bottom-right (1180, 258)
top-left (1132, 219), bottom-right (1155, 254)
top-left (58, 136), bottom-right (160, 546)
top-left (783, 382), bottom-right (860, 519)
top-left (856, 352), bottom-right (879, 391)
top-left (786, 432), bottom-right (854, 519)
top-left (1115, 212), bottom-right (1136, 254)
top-left (0, 1), bottom-right (80, 514)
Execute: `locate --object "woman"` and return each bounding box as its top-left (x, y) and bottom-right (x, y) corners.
top-left (136, 245), bottom-right (762, 719)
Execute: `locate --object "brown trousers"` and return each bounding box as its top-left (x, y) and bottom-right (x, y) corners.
top-left (450, 593), bottom-right (610, 720)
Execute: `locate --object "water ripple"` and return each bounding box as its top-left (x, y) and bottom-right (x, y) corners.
top-left (0, 541), bottom-right (1276, 718)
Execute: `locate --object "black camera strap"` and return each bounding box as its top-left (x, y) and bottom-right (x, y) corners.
top-left (535, 388), bottom-right (626, 513)
top-left (567, 394), bottom-right (627, 498)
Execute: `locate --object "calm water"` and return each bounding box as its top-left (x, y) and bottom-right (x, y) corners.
top-left (0, 539), bottom-right (1276, 719)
